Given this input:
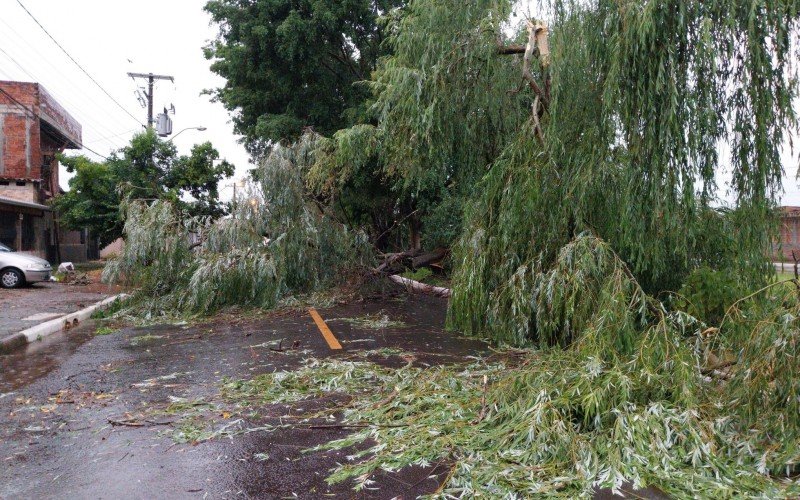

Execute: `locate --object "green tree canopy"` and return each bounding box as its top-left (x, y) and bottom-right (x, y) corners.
top-left (54, 130), bottom-right (234, 246)
top-left (446, 0), bottom-right (800, 344)
top-left (203, 0), bottom-right (405, 155)
top-left (309, 1), bottom-right (530, 251)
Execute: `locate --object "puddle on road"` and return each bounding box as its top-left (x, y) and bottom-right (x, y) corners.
top-left (0, 324), bottom-right (96, 392)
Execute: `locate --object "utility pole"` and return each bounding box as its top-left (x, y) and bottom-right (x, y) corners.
top-left (127, 72), bottom-right (174, 128)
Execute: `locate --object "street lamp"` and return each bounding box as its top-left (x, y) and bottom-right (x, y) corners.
top-left (167, 126), bottom-right (207, 142)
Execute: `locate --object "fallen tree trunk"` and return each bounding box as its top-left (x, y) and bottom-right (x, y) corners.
top-left (388, 274), bottom-right (451, 298)
top-left (376, 250), bottom-right (418, 273)
top-left (411, 247), bottom-right (449, 269)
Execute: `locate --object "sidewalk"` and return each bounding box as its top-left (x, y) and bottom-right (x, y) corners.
top-left (0, 279), bottom-right (120, 338)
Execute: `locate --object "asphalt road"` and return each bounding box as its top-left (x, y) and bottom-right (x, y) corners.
top-left (0, 295), bottom-right (488, 499)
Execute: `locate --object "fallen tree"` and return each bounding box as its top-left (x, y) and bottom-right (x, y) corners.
top-left (103, 133), bottom-right (371, 315)
top-left (228, 235), bottom-right (800, 497)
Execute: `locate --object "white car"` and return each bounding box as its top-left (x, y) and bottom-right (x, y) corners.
top-left (0, 242), bottom-right (52, 288)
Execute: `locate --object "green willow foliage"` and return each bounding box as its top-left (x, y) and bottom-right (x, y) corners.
top-left (104, 133), bottom-right (369, 315)
top-left (449, 0), bottom-right (799, 345)
top-left (371, 0), bottom-right (527, 193)
top-left (312, 0), bottom-right (530, 248)
top-left (226, 236), bottom-right (800, 496)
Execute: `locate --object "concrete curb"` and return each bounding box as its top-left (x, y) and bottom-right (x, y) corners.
top-left (0, 293), bottom-right (128, 354)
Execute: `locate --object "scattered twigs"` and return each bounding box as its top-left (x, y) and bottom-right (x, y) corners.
top-left (434, 461), bottom-right (459, 495)
top-left (108, 417), bottom-right (175, 427)
top-left (303, 423), bottom-right (407, 430)
top-left (702, 359), bottom-right (737, 380)
top-left (472, 375), bottom-right (489, 424)
top-left (108, 418), bottom-right (144, 427)
top-left (373, 209), bottom-right (421, 251)
top-left (371, 387), bottom-right (400, 410)
top-left (719, 278), bottom-right (797, 332)
top-left (376, 250), bottom-right (416, 273)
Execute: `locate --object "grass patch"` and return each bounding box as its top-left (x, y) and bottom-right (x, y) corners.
top-left (94, 326), bottom-right (117, 336)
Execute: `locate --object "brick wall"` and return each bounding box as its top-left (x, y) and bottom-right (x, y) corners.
top-left (0, 113), bottom-right (39, 179)
top-left (0, 81), bottom-right (81, 193)
top-left (775, 208), bottom-right (800, 261)
top-left (0, 82), bottom-right (42, 180)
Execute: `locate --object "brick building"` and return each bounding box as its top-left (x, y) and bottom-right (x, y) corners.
top-left (776, 206), bottom-right (800, 261)
top-left (0, 80), bottom-right (94, 262)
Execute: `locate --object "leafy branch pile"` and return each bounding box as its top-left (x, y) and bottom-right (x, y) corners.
top-left (228, 235), bottom-right (800, 497)
top-left (103, 133), bottom-right (370, 315)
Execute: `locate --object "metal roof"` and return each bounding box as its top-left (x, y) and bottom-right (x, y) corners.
top-left (0, 196), bottom-right (51, 212)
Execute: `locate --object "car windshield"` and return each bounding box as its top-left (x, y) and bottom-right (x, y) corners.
top-left (0, 243), bottom-right (11, 252)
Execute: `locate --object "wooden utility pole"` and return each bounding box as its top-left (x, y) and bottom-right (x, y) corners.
top-left (127, 72), bottom-right (174, 128)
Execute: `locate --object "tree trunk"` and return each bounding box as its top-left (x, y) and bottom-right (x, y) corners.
top-left (388, 274), bottom-right (451, 298)
top-left (409, 213), bottom-right (422, 252)
top-left (411, 247), bottom-right (448, 269)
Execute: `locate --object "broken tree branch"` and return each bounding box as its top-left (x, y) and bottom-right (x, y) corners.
top-left (411, 247), bottom-right (449, 269)
top-left (497, 44), bottom-right (527, 54)
top-left (521, 21), bottom-right (549, 103)
top-left (388, 274), bottom-right (451, 298)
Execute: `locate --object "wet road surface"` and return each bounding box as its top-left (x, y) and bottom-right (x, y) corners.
top-left (0, 295), bottom-right (488, 499)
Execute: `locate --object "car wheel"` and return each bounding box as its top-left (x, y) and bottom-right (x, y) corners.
top-left (0, 268), bottom-right (24, 289)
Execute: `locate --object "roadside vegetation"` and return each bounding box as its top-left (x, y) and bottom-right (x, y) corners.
top-left (94, 0), bottom-right (800, 496)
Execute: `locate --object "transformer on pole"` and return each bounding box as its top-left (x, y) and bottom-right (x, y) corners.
top-left (127, 72), bottom-right (174, 129)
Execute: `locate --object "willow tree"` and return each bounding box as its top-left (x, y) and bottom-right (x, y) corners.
top-left (442, 0), bottom-right (800, 345)
top-left (311, 0), bottom-right (530, 251)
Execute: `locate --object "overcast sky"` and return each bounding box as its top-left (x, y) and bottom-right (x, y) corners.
top-left (0, 0), bottom-right (798, 205)
top-left (0, 0), bottom-right (250, 201)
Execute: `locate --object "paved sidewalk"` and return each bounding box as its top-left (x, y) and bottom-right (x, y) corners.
top-left (0, 281), bottom-right (116, 337)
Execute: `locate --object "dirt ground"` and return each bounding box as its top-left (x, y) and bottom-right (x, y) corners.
top-left (0, 295), bottom-right (489, 499)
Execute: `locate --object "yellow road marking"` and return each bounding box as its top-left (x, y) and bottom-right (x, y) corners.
top-left (308, 308), bottom-right (342, 350)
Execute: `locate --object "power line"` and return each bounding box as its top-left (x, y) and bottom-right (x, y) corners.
top-left (85, 129), bottom-right (138, 145)
top-left (15, 0), bottom-right (146, 128)
top-left (0, 86), bottom-right (109, 161)
top-left (0, 44), bottom-right (127, 151)
top-left (0, 20), bottom-right (140, 140)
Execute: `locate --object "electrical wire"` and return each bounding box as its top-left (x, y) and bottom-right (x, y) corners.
top-left (15, 0), bottom-right (146, 129)
top-left (0, 19), bottom-right (141, 139)
top-left (0, 86), bottom-right (109, 161)
top-left (84, 129), bottom-right (138, 145)
top-left (0, 36), bottom-right (131, 151)
top-left (0, 37), bottom-right (128, 147)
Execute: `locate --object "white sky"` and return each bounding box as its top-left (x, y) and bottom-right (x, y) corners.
top-left (0, 0), bottom-right (250, 201)
top-left (0, 0), bottom-right (798, 205)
